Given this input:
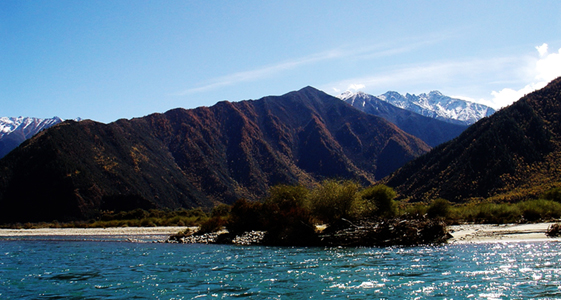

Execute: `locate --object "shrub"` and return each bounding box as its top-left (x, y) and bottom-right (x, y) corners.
top-left (265, 184), bottom-right (309, 211)
top-left (226, 198), bottom-right (265, 234)
top-left (474, 203), bottom-right (521, 224)
top-left (542, 187), bottom-right (561, 202)
top-left (427, 198), bottom-right (451, 219)
top-left (402, 203), bottom-right (428, 218)
top-left (226, 190), bottom-right (318, 246)
top-left (211, 204), bottom-right (231, 218)
top-left (361, 184), bottom-right (397, 218)
top-left (197, 216), bottom-right (226, 234)
top-left (517, 199), bottom-right (561, 222)
top-left (261, 185), bottom-right (317, 246)
top-left (140, 218), bottom-right (156, 227)
top-left (309, 180), bottom-right (360, 223)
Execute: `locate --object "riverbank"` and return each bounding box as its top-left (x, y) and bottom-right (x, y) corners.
top-left (0, 226), bottom-right (190, 242)
top-left (448, 222), bottom-right (561, 244)
top-left (0, 226), bottom-right (189, 237)
top-left (1, 223), bottom-right (560, 244)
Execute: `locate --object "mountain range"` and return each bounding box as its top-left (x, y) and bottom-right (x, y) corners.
top-left (374, 90), bottom-right (495, 125)
top-left (0, 87), bottom-right (430, 222)
top-left (2, 78), bottom-right (558, 223)
top-left (0, 117), bottom-right (65, 158)
top-left (0, 90), bottom-right (486, 158)
top-left (338, 91), bottom-right (469, 147)
top-left (384, 77), bottom-right (561, 202)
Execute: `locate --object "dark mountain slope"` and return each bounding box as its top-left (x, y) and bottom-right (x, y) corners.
top-left (0, 87), bottom-right (430, 222)
top-left (342, 92), bottom-right (468, 146)
top-left (384, 77), bottom-right (561, 202)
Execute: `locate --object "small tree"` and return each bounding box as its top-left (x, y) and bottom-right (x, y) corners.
top-left (226, 198), bottom-right (264, 234)
top-left (265, 184), bottom-right (309, 212)
top-left (361, 184), bottom-right (397, 218)
top-left (261, 184), bottom-right (317, 246)
top-left (309, 180), bottom-right (360, 224)
top-left (427, 198), bottom-right (451, 219)
top-left (211, 204), bottom-right (231, 218)
top-left (542, 187), bottom-right (561, 202)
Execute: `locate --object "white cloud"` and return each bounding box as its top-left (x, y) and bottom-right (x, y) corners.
top-left (489, 83), bottom-right (546, 108)
top-left (536, 43), bottom-right (548, 57)
top-left (535, 45), bottom-right (561, 82)
top-left (347, 84), bottom-right (365, 91)
top-left (489, 43), bottom-right (561, 108)
top-left (325, 43), bottom-right (561, 110)
top-left (325, 56), bottom-right (521, 97)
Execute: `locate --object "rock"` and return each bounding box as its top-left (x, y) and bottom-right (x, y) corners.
top-left (166, 218), bottom-right (450, 247)
top-left (319, 218), bottom-right (450, 247)
top-left (546, 223), bottom-right (561, 237)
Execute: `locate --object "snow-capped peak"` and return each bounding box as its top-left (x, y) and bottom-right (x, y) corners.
top-left (339, 90), bottom-right (495, 125)
top-left (338, 90), bottom-right (356, 100)
top-left (0, 116), bottom-right (81, 158)
top-left (0, 116), bottom-right (65, 139)
top-left (378, 91), bottom-right (495, 125)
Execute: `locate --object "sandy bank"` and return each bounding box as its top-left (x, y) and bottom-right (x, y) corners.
top-left (0, 226), bottom-right (191, 242)
top-left (448, 222), bottom-right (561, 244)
top-left (1, 223), bottom-right (560, 244)
top-left (0, 226), bottom-right (190, 237)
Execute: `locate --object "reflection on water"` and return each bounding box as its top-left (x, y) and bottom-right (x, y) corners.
top-left (1, 238), bottom-right (561, 299)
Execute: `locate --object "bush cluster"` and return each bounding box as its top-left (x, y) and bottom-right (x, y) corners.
top-left (2, 208), bottom-right (212, 229)
top-left (7, 183), bottom-right (561, 230)
top-left (223, 180), bottom-right (399, 238)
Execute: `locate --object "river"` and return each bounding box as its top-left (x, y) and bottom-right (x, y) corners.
top-left (1, 237), bottom-right (560, 299)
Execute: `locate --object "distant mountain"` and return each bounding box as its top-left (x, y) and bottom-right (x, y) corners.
top-left (0, 116), bottom-right (66, 158)
top-left (384, 77), bottom-right (561, 202)
top-left (338, 91), bottom-right (468, 147)
top-left (0, 87), bottom-right (430, 222)
top-left (376, 90), bottom-right (495, 125)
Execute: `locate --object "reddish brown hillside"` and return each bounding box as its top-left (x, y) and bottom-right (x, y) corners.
top-left (0, 87), bottom-right (429, 222)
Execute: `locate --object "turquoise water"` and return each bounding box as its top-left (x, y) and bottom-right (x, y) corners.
top-left (1, 237), bottom-right (561, 299)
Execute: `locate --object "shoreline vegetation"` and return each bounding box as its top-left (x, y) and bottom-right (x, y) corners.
top-left (2, 181), bottom-right (561, 246)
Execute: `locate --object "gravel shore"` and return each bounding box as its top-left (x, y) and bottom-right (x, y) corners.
top-left (0, 227), bottom-right (190, 237)
top-left (1, 223), bottom-right (560, 244)
top-left (448, 222), bottom-right (561, 244)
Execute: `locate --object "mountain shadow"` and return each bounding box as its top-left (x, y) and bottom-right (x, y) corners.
top-left (341, 92), bottom-right (468, 146)
top-left (0, 87), bottom-right (430, 222)
top-left (384, 77), bottom-right (561, 202)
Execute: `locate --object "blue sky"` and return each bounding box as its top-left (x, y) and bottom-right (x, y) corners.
top-left (1, 1), bottom-right (560, 123)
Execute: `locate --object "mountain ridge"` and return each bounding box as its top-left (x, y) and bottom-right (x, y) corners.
top-left (384, 77), bottom-right (561, 202)
top-left (374, 90), bottom-right (495, 125)
top-left (338, 91), bottom-right (468, 146)
top-left (0, 116), bottom-right (67, 158)
top-left (0, 86), bottom-right (430, 222)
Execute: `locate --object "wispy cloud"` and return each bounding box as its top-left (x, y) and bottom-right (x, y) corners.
top-left (328, 43), bottom-right (561, 109)
top-left (174, 49), bottom-right (343, 95)
top-left (174, 34), bottom-right (449, 96)
top-left (324, 56), bottom-right (522, 96)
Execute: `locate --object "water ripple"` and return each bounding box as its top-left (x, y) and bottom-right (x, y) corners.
top-left (2, 240), bottom-right (561, 299)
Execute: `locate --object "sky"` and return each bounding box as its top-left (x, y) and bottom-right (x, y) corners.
top-left (1, 1), bottom-right (561, 123)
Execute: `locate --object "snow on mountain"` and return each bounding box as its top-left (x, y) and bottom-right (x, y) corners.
top-left (337, 90), bottom-right (469, 147)
top-left (338, 91), bottom-right (370, 107)
top-left (375, 90), bottom-right (495, 125)
top-left (0, 116), bottom-right (80, 158)
top-left (0, 116), bottom-right (63, 139)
